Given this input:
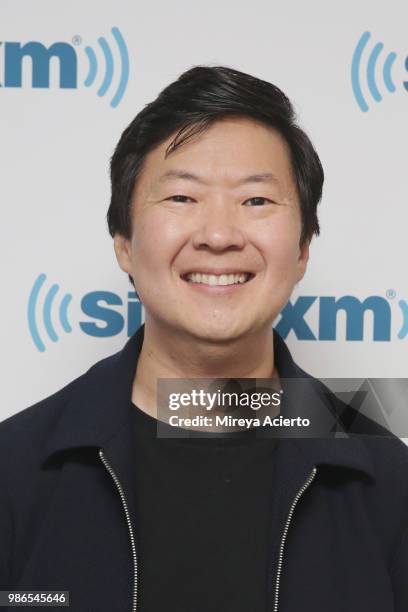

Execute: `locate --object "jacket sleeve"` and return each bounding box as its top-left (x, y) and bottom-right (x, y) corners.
top-left (0, 478), bottom-right (12, 589)
top-left (390, 525), bottom-right (408, 611)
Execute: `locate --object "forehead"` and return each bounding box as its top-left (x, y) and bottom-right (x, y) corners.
top-left (134, 116), bottom-right (296, 197)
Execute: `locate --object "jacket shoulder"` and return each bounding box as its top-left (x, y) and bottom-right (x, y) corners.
top-left (0, 375), bottom-right (81, 465)
top-left (0, 348), bottom-right (120, 464)
top-left (294, 361), bottom-right (408, 469)
top-left (314, 371), bottom-right (408, 474)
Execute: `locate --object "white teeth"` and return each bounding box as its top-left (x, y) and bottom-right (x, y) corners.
top-left (186, 272), bottom-right (250, 285)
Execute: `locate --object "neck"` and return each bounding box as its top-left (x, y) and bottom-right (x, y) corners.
top-left (131, 317), bottom-right (280, 419)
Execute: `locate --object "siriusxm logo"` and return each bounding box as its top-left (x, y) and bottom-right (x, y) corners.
top-left (275, 295), bottom-right (407, 341)
top-left (28, 274), bottom-right (142, 352)
top-left (28, 274), bottom-right (408, 352)
top-left (351, 31), bottom-right (408, 112)
top-left (0, 26), bottom-right (128, 107)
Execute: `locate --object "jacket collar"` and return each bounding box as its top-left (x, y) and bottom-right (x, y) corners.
top-left (273, 328), bottom-right (375, 479)
top-left (42, 324), bottom-right (145, 461)
top-left (42, 324), bottom-right (374, 480)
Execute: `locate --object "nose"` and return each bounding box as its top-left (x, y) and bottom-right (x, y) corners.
top-left (191, 198), bottom-right (246, 252)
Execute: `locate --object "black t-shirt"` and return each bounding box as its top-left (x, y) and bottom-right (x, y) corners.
top-left (131, 402), bottom-right (278, 612)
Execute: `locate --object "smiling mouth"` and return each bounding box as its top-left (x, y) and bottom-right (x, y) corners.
top-left (180, 272), bottom-right (255, 287)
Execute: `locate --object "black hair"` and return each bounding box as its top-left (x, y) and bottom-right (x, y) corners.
top-left (107, 65), bottom-right (324, 289)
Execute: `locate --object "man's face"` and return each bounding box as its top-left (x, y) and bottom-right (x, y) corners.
top-left (114, 116), bottom-right (309, 342)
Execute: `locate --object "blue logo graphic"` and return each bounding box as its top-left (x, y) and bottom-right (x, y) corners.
top-left (1, 26), bottom-right (129, 108)
top-left (28, 273), bottom-right (73, 352)
top-left (399, 299), bottom-right (408, 339)
top-left (27, 274), bottom-right (142, 352)
top-left (27, 275), bottom-right (408, 352)
top-left (83, 27), bottom-right (129, 108)
top-left (276, 295), bottom-right (408, 341)
top-left (351, 31), bottom-right (398, 111)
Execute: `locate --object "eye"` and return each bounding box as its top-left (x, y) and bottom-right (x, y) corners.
top-left (243, 197), bottom-right (275, 206)
top-left (165, 195), bottom-right (194, 203)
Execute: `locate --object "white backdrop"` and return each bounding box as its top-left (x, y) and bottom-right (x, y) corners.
top-left (1, 0), bottom-right (407, 422)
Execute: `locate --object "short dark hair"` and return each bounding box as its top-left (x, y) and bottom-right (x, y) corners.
top-left (107, 65), bottom-right (324, 289)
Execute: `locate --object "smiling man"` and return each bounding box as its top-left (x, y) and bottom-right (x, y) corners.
top-left (113, 113), bottom-right (309, 415)
top-left (1, 66), bottom-right (408, 612)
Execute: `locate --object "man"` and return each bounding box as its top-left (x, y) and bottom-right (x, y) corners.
top-left (1, 66), bottom-right (407, 611)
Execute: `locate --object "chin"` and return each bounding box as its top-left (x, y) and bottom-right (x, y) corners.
top-left (182, 321), bottom-right (250, 343)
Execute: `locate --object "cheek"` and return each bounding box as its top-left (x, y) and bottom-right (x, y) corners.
top-left (131, 211), bottom-right (185, 276)
top-left (256, 215), bottom-right (302, 270)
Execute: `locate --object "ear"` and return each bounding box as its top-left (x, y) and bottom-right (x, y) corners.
top-left (113, 234), bottom-right (132, 275)
top-left (296, 238), bottom-right (310, 283)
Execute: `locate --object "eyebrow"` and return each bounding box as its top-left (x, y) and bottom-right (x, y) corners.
top-left (158, 169), bottom-right (281, 187)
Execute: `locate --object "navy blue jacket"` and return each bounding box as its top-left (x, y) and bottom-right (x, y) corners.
top-left (1, 324), bottom-right (408, 611)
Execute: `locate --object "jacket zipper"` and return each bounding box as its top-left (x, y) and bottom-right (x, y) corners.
top-left (273, 466), bottom-right (317, 612)
top-left (99, 449), bottom-right (138, 612)
top-left (99, 448), bottom-right (316, 612)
